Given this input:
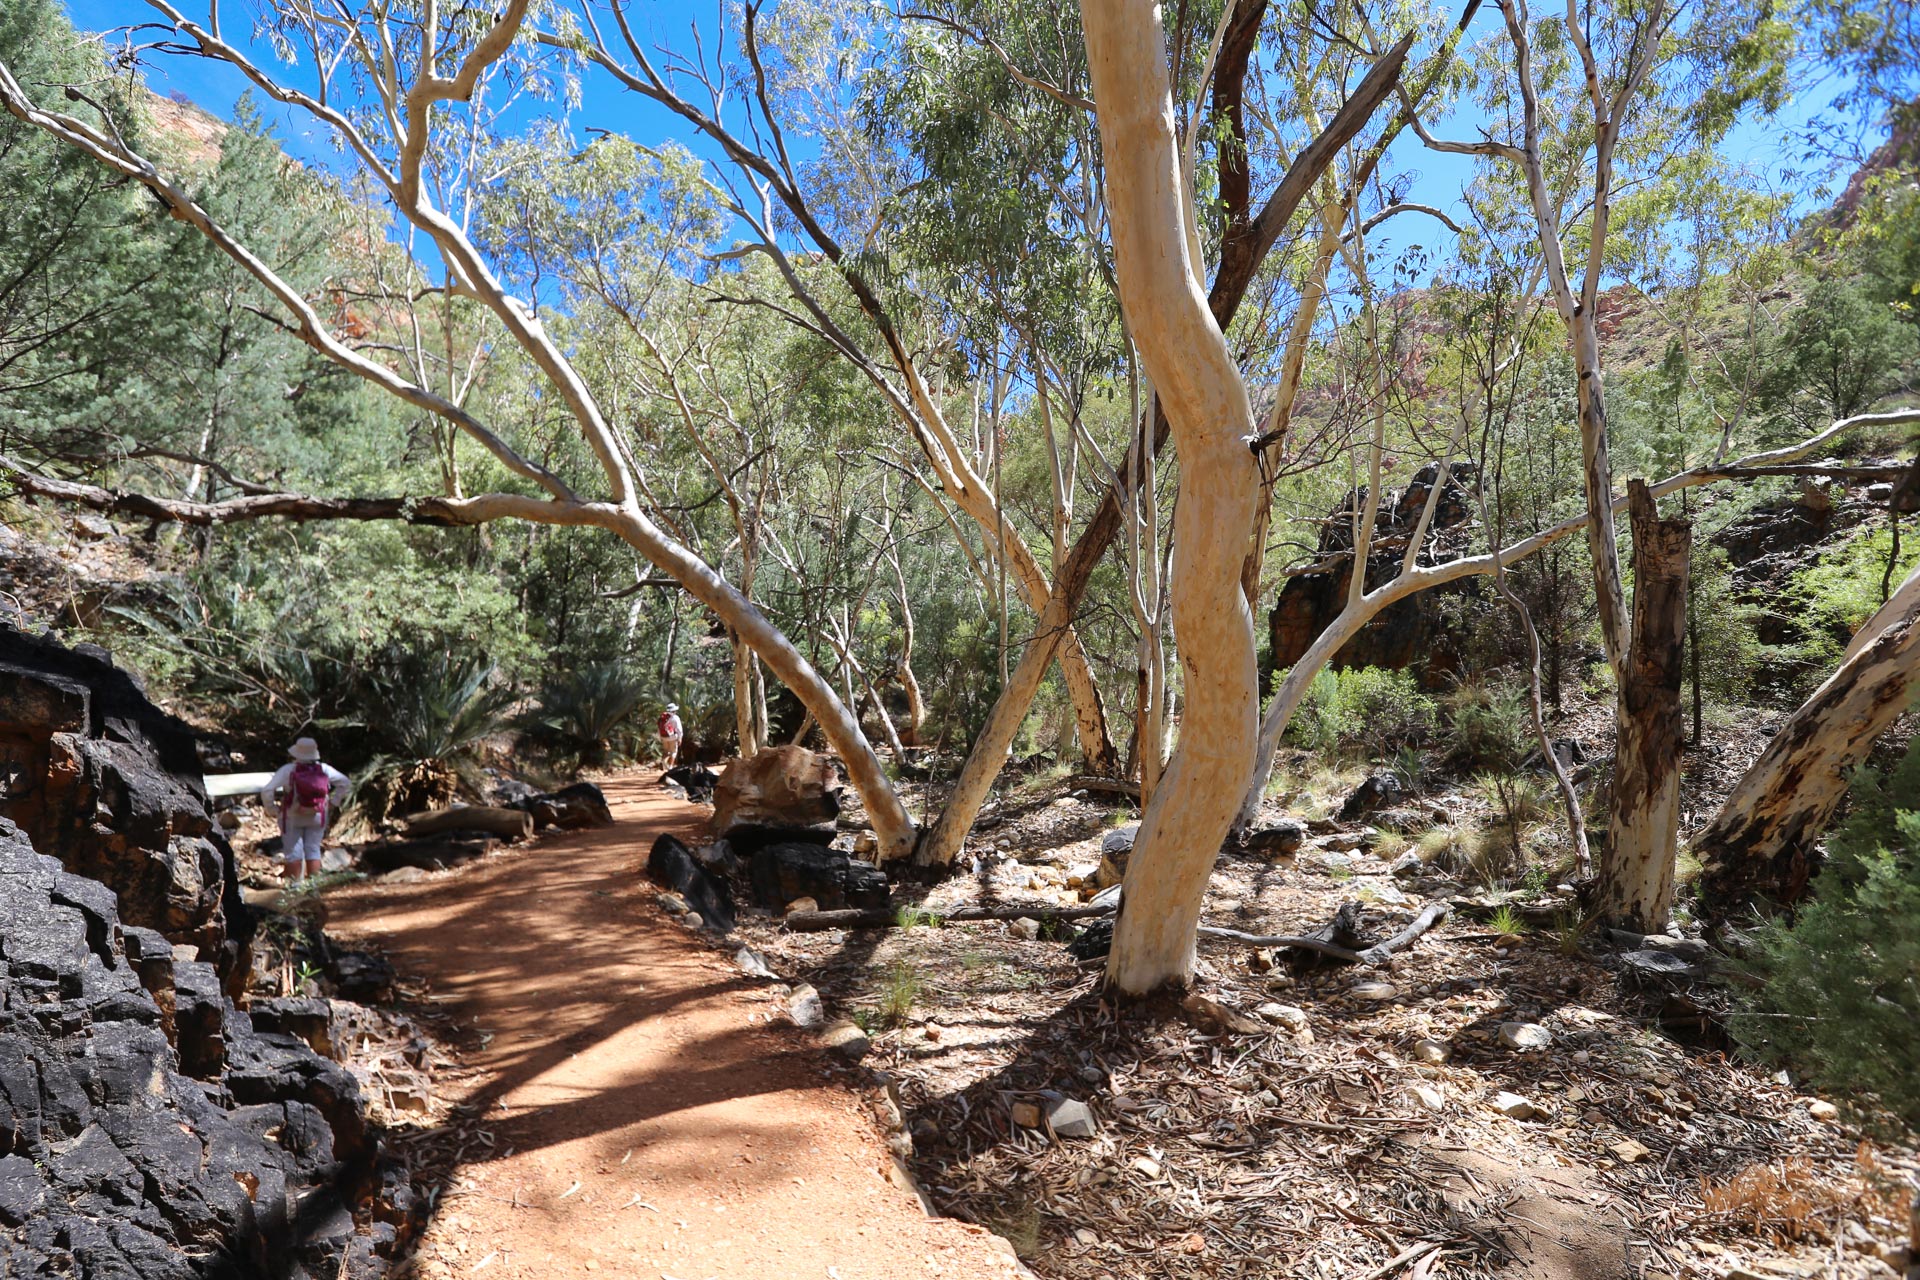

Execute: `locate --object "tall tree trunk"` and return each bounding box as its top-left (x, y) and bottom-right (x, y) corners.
top-left (892, 552), bottom-right (926, 745)
top-left (731, 629), bottom-right (761, 757)
top-left (1692, 563), bottom-right (1920, 911)
top-left (1082, 0), bottom-right (1261, 996)
top-left (1595, 481), bottom-right (1689, 931)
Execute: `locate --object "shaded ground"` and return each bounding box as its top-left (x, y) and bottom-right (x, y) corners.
top-left (746, 782), bottom-right (1920, 1280)
top-left (324, 776), bottom-right (1027, 1280)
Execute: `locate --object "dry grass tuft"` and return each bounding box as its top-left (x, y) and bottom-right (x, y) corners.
top-left (1698, 1144), bottom-right (1912, 1244)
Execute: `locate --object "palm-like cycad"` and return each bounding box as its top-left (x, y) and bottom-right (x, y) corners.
top-left (525, 661), bottom-right (652, 767)
top-left (357, 652), bottom-right (518, 821)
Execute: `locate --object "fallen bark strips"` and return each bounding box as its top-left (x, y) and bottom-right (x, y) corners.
top-left (781, 902), bottom-right (1119, 933)
top-left (1198, 900), bottom-right (1451, 967)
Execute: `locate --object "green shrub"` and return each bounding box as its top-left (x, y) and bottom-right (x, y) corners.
top-left (1730, 737), bottom-right (1920, 1127)
top-left (1440, 677), bottom-right (1532, 773)
top-left (353, 652), bottom-right (517, 822)
top-left (1779, 524), bottom-right (1920, 672)
top-left (1285, 666), bottom-right (1434, 755)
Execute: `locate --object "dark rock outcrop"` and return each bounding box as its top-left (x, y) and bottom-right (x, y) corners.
top-left (747, 842), bottom-right (888, 912)
top-left (1242, 819), bottom-right (1306, 860)
top-left (1095, 823), bottom-right (1137, 889)
top-left (0, 622), bottom-right (249, 991)
top-left (1268, 462), bottom-right (1481, 681)
top-left (0, 817), bottom-right (377, 1278)
top-left (645, 834), bottom-right (736, 931)
top-left (662, 764), bottom-right (719, 803)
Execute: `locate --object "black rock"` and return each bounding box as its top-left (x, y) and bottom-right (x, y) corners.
top-left (0, 817), bottom-right (381, 1278)
top-left (250, 998), bottom-right (335, 1059)
top-left (1242, 819), bottom-right (1306, 858)
top-left (0, 621), bottom-right (251, 993)
top-left (724, 822), bottom-right (838, 860)
top-left (491, 778), bottom-right (539, 807)
top-left (520, 781), bottom-right (613, 830)
top-left (646, 834), bottom-right (737, 932)
top-left (1101, 824), bottom-right (1139, 857)
top-left (1068, 918), bottom-right (1114, 962)
top-left (358, 836), bottom-right (494, 874)
top-left (662, 764), bottom-right (719, 803)
top-left (1337, 773), bottom-right (1403, 822)
top-left (326, 951), bottom-right (396, 1005)
top-left (748, 842), bottom-right (889, 911)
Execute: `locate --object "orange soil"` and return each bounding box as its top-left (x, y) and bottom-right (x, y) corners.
top-left (327, 776), bottom-right (1026, 1280)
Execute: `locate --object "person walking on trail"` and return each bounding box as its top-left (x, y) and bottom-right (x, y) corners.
top-left (261, 737), bottom-right (351, 884)
top-left (658, 704), bottom-right (684, 768)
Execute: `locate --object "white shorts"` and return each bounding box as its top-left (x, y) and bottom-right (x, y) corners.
top-left (283, 825), bottom-right (325, 863)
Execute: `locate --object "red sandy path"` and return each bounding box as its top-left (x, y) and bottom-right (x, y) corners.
top-left (327, 776), bottom-right (1025, 1280)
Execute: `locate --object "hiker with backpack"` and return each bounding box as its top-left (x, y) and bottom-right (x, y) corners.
top-left (658, 703), bottom-right (684, 768)
top-left (260, 737), bottom-right (351, 883)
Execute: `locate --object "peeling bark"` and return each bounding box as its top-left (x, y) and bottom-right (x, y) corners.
top-left (1693, 563), bottom-right (1920, 912)
top-left (1596, 481), bottom-right (1688, 932)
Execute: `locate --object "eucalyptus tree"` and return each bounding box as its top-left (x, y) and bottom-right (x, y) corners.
top-left (1401, 0), bottom-right (1797, 930)
top-left (0, 0), bottom-right (922, 858)
top-left (568, 0), bottom-right (1125, 778)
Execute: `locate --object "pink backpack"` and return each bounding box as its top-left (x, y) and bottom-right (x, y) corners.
top-left (288, 760), bottom-right (331, 822)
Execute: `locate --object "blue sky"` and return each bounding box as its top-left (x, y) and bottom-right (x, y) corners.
top-left (61, 0), bottom-right (1849, 280)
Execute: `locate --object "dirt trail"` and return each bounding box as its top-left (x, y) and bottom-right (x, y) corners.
top-left (327, 776), bottom-right (1025, 1280)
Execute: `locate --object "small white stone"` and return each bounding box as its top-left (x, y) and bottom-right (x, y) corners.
top-left (1010, 917), bottom-right (1041, 940)
top-left (1411, 1084), bottom-right (1445, 1111)
top-left (1489, 1091), bottom-right (1539, 1120)
top-left (1806, 1098), bottom-right (1839, 1122)
top-left (1130, 1155), bottom-right (1162, 1178)
top-left (1498, 1022), bottom-right (1553, 1051)
top-left (1255, 1003), bottom-right (1310, 1033)
top-left (1410, 1038), bottom-right (1451, 1064)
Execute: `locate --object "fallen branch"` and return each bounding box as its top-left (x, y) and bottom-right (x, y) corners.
top-left (1351, 1240), bottom-right (1443, 1280)
top-left (1195, 926), bottom-right (1363, 963)
top-left (1354, 900), bottom-right (1451, 964)
top-left (403, 806), bottom-right (534, 841)
top-left (1198, 900), bottom-right (1451, 967)
top-left (781, 902), bottom-right (1118, 932)
top-left (1064, 774), bottom-right (1142, 800)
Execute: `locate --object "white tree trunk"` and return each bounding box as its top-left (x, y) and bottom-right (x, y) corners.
top-left (1082, 0), bottom-right (1261, 996)
top-left (731, 630), bottom-right (762, 757)
top-left (1693, 561), bottom-right (1920, 909)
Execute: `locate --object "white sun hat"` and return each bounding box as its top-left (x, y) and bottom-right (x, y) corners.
top-left (288, 737), bottom-right (321, 761)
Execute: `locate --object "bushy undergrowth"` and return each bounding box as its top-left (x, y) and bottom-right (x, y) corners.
top-left (1731, 738), bottom-right (1920, 1127)
top-left (1439, 677), bottom-right (1533, 773)
top-left (1286, 666), bottom-right (1435, 755)
top-left (352, 653), bottom-right (516, 823)
top-left (1779, 525), bottom-right (1920, 671)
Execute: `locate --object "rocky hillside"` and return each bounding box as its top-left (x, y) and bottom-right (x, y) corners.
top-left (0, 623), bottom-right (415, 1277)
